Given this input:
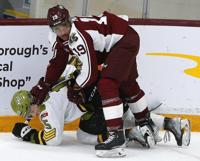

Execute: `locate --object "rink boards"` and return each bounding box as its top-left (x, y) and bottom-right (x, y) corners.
top-left (1, 19), bottom-right (200, 131)
top-left (0, 114), bottom-right (199, 132)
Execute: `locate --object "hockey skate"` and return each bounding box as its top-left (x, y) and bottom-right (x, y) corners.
top-left (127, 124), bottom-right (157, 148)
top-left (127, 123), bottom-right (161, 148)
top-left (130, 112), bottom-right (157, 148)
top-left (164, 118), bottom-right (191, 146)
top-left (95, 130), bottom-right (126, 158)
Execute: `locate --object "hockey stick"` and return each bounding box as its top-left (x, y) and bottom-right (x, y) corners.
top-left (149, 102), bottom-right (163, 112)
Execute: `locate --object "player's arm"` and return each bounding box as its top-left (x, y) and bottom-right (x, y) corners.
top-left (12, 122), bottom-right (47, 145)
top-left (45, 44), bottom-right (70, 86)
top-left (30, 44), bottom-right (69, 105)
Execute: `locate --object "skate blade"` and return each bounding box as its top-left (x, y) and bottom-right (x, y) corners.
top-left (181, 119), bottom-right (191, 146)
top-left (146, 135), bottom-right (156, 148)
top-left (128, 138), bottom-right (150, 148)
top-left (127, 127), bottom-right (149, 148)
top-left (140, 126), bottom-right (156, 148)
top-left (96, 148), bottom-right (126, 158)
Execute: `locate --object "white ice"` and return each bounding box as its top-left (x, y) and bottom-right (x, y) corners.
top-left (0, 131), bottom-right (200, 161)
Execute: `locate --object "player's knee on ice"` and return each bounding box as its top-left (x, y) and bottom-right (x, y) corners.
top-left (41, 87), bottom-right (82, 146)
top-left (44, 128), bottom-right (63, 146)
top-left (77, 129), bottom-right (98, 145)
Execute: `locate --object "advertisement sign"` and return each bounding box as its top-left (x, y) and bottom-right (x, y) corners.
top-left (133, 25), bottom-right (200, 115)
top-left (0, 26), bottom-right (52, 115)
top-left (1, 24), bottom-right (200, 115)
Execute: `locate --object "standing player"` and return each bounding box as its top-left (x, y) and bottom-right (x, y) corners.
top-left (30, 5), bottom-right (157, 157)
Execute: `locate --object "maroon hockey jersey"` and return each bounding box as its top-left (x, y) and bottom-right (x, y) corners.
top-left (46, 11), bottom-right (129, 87)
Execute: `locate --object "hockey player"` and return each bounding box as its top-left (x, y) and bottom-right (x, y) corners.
top-left (11, 87), bottom-right (191, 147)
top-left (11, 55), bottom-right (190, 148)
top-left (11, 81), bottom-right (82, 145)
top-left (30, 4), bottom-right (157, 157)
top-left (11, 55), bottom-right (83, 145)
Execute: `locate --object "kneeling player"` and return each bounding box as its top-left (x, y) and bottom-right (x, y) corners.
top-left (11, 56), bottom-right (84, 145)
top-left (11, 81), bottom-right (83, 145)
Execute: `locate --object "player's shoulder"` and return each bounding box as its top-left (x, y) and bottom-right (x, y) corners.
top-left (102, 11), bottom-right (129, 21)
top-left (68, 23), bottom-right (84, 46)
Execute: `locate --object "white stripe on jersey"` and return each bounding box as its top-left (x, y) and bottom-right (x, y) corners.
top-left (63, 40), bottom-right (69, 45)
top-left (52, 49), bottom-right (57, 59)
top-left (52, 42), bottom-right (57, 50)
top-left (77, 15), bottom-right (128, 24)
top-left (79, 16), bottom-right (107, 25)
top-left (103, 104), bottom-right (124, 120)
top-left (85, 30), bottom-right (123, 52)
top-left (128, 96), bottom-right (148, 113)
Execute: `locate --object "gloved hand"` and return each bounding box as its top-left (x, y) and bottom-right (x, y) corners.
top-left (67, 86), bottom-right (86, 104)
top-left (12, 122), bottom-right (37, 141)
top-left (30, 77), bottom-right (51, 105)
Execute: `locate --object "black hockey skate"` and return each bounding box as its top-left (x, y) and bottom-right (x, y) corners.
top-left (164, 117), bottom-right (191, 146)
top-left (95, 130), bottom-right (126, 158)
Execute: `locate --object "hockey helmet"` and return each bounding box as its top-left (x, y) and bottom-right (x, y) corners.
top-left (11, 90), bottom-right (33, 118)
top-left (47, 5), bottom-right (70, 27)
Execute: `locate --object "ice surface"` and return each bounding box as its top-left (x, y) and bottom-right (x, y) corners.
top-left (0, 131), bottom-right (199, 161)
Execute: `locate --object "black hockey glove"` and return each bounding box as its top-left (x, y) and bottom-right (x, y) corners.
top-left (12, 122), bottom-right (37, 141)
top-left (67, 86), bottom-right (86, 104)
top-left (66, 78), bottom-right (86, 105)
top-left (30, 77), bottom-right (51, 105)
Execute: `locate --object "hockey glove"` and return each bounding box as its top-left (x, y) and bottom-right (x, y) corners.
top-left (12, 122), bottom-right (37, 142)
top-left (66, 78), bottom-right (86, 105)
top-left (67, 86), bottom-right (86, 104)
top-left (30, 77), bottom-right (51, 105)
